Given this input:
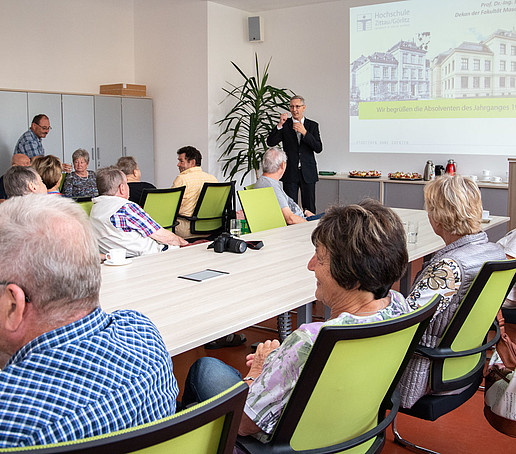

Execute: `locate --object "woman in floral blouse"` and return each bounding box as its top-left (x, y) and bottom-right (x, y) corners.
top-left (62, 148), bottom-right (98, 198)
top-left (398, 174), bottom-right (505, 408)
top-left (182, 200), bottom-right (412, 441)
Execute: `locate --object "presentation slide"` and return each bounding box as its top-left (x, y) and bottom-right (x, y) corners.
top-left (349, 0), bottom-right (516, 155)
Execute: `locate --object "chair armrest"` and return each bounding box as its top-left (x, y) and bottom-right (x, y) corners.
top-left (416, 321), bottom-right (501, 359)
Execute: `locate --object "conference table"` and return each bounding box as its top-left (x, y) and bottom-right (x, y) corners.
top-left (99, 208), bottom-right (509, 357)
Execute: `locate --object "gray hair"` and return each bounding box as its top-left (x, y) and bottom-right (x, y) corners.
top-left (116, 156), bottom-right (138, 176)
top-left (262, 147), bottom-right (287, 173)
top-left (0, 194), bottom-right (100, 319)
top-left (72, 148), bottom-right (90, 164)
top-left (4, 166), bottom-right (40, 197)
top-left (96, 166), bottom-right (126, 196)
top-left (290, 95), bottom-right (305, 105)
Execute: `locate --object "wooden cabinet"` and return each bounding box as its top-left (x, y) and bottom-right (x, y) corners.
top-left (317, 176), bottom-right (508, 241)
top-left (0, 89), bottom-right (154, 182)
top-left (62, 95), bottom-right (95, 170)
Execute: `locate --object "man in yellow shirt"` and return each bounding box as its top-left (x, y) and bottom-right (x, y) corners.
top-left (172, 146), bottom-right (217, 238)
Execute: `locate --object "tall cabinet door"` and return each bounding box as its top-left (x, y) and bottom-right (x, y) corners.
top-left (122, 98), bottom-right (155, 183)
top-left (27, 92), bottom-right (63, 161)
top-left (94, 96), bottom-right (123, 169)
top-left (62, 95), bottom-right (95, 170)
top-left (0, 91), bottom-right (28, 172)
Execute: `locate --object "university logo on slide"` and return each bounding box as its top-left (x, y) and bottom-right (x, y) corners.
top-left (356, 14), bottom-right (372, 32)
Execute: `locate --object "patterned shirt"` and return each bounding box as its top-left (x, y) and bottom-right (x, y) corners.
top-left (110, 202), bottom-right (161, 237)
top-left (14, 129), bottom-right (44, 158)
top-left (244, 290), bottom-right (412, 442)
top-left (62, 171), bottom-right (98, 198)
top-left (0, 308), bottom-right (178, 447)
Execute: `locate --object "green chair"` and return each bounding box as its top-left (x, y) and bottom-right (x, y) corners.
top-left (393, 259), bottom-right (516, 454)
top-left (178, 182), bottom-right (235, 236)
top-left (140, 186), bottom-right (185, 232)
top-left (74, 197), bottom-right (93, 216)
top-left (236, 294), bottom-right (442, 454)
top-left (237, 187), bottom-right (287, 233)
top-left (0, 382), bottom-right (248, 454)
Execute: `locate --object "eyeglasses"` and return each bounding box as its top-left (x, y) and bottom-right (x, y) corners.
top-left (0, 281), bottom-right (31, 303)
top-left (289, 104), bottom-right (304, 110)
top-left (37, 125), bottom-right (52, 131)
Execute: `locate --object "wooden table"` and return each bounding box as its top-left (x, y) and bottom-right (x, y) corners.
top-left (99, 209), bottom-right (509, 357)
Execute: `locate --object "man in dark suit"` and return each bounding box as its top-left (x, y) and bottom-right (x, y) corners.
top-left (266, 95), bottom-right (322, 213)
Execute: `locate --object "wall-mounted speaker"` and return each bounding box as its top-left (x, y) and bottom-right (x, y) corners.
top-left (248, 16), bottom-right (263, 42)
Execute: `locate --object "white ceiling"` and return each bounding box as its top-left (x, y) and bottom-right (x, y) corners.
top-left (209, 0), bottom-right (339, 13)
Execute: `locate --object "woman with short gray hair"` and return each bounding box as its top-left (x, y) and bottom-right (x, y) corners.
top-left (62, 149), bottom-right (98, 198)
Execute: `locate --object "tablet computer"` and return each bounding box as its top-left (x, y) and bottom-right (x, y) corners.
top-left (178, 269), bottom-right (229, 282)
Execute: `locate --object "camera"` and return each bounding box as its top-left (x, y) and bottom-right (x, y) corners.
top-left (212, 232), bottom-right (247, 254)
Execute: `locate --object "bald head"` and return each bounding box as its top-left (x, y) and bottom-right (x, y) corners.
top-left (12, 154), bottom-right (31, 167)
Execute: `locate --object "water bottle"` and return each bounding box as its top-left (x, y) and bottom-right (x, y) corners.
top-left (423, 160), bottom-right (435, 181)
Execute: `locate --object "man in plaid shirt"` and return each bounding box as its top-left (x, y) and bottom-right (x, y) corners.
top-left (14, 114), bottom-right (50, 159)
top-left (90, 166), bottom-right (187, 257)
top-left (0, 195), bottom-right (179, 447)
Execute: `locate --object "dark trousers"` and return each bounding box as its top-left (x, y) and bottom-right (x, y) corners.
top-left (283, 170), bottom-right (316, 213)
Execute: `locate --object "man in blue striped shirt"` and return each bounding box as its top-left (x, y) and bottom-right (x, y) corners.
top-left (0, 194), bottom-right (179, 447)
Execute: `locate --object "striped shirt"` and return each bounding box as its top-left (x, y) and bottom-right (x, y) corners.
top-left (0, 308), bottom-right (178, 447)
top-left (110, 202), bottom-right (160, 237)
top-left (14, 129), bottom-right (44, 158)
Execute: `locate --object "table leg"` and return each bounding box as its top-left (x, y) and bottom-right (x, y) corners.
top-left (277, 312), bottom-right (292, 343)
top-left (296, 302), bottom-right (314, 327)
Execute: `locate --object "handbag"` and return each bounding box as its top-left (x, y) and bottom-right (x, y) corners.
top-left (484, 311), bottom-right (516, 437)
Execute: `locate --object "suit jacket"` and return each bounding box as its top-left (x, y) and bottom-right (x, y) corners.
top-left (266, 117), bottom-right (322, 184)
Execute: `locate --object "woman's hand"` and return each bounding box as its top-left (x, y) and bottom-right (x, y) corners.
top-left (247, 339), bottom-right (280, 378)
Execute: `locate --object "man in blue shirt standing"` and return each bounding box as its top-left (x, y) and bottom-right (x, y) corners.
top-left (0, 194), bottom-right (179, 447)
top-left (14, 114), bottom-right (51, 159)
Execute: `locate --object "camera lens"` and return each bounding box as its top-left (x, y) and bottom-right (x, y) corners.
top-left (226, 237), bottom-right (247, 254)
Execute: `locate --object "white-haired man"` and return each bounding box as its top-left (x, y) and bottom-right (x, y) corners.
top-left (254, 147), bottom-right (321, 225)
top-left (90, 166), bottom-right (187, 257)
top-left (3, 165), bottom-right (47, 198)
top-left (0, 194), bottom-right (178, 447)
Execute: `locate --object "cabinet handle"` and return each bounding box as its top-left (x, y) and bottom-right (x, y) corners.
top-left (96, 147), bottom-right (100, 168)
top-left (123, 146), bottom-right (127, 156)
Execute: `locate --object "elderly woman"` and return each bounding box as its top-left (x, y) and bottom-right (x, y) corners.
top-left (62, 149), bottom-right (98, 198)
top-left (182, 200), bottom-right (411, 441)
top-left (31, 155), bottom-right (63, 195)
top-left (398, 174), bottom-right (505, 408)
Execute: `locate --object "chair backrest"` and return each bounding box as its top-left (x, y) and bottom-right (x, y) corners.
top-left (238, 295), bottom-right (441, 454)
top-left (140, 186), bottom-right (185, 231)
top-left (429, 259), bottom-right (516, 392)
top-left (74, 197), bottom-right (93, 216)
top-left (2, 382), bottom-right (248, 454)
top-left (237, 187), bottom-right (287, 233)
top-left (188, 182), bottom-right (234, 235)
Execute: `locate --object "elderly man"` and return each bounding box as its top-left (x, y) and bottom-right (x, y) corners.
top-left (3, 166), bottom-right (48, 198)
top-left (0, 195), bottom-right (178, 447)
top-left (14, 114), bottom-right (51, 159)
top-left (0, 154), bottom-right (31, 201)
top-left (254, 147), bottom-right (320, 225)
top-left (266, 95), bottom-right (323, 213)
top-left (116, 156), bottom-right (155, 206)
top-left (90, 166), bottom-right (187, 257)
top-left (172, 146), bottom-right (217, 238)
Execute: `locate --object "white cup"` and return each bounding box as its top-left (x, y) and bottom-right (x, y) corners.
top-left (482, 210), bottom-right (490, 220)
top-left (482, 169), bottom-right (490, 177)
top-left (106, 248), bottom-right (126, 264)
top-left (492, 176), bottom-right (502, 183)
top-left (406, 221), bottom-right (419, 244)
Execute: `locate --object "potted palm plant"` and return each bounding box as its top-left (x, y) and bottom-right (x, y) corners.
top-left (217, 54), bottom-right (294, 183)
